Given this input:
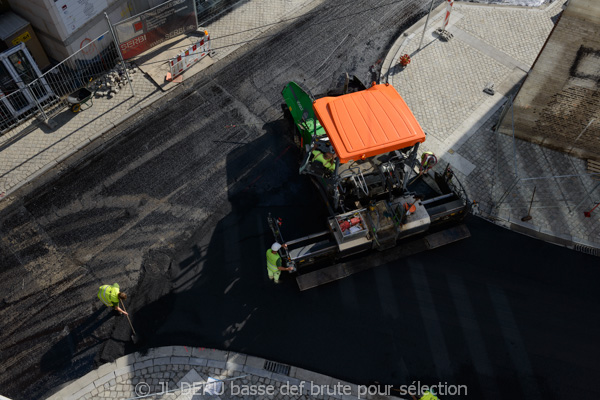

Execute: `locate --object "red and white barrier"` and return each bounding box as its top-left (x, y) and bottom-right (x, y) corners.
top-left (167, 31), bottom-right (211, 81)
top-left (442, 0), bottom-right (454, 30)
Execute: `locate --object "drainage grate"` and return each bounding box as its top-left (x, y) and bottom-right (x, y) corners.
top-left (264, 360), bottom-right (291, 376)
top-left (574, 243), bottom-right (600, 257)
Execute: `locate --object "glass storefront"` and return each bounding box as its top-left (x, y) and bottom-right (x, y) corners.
top-left (0, 43), bottom-right (53, 123)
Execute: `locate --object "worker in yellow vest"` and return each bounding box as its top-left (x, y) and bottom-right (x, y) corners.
top-left (420, 151), bottom-right (437, 174)
top-left (98, 283), bottom-right (128, 315)
top-left (409, 151), bottom-right (438, 185)
top-left (411, 390), bottom-right (440, 400)
top-left (312, 149), bottom-right (336, 171)
top-left (266, 242), bottom-right (293, 283)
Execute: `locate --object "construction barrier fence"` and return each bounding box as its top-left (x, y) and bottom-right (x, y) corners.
top-left (1, 31), bottom-right (126, 136)
top-left (168, 31), bottom-right (211, 80)
top-left (1, 0), bottom-right (225, 137)
top-left (113, 0), bottom-right (198, 60)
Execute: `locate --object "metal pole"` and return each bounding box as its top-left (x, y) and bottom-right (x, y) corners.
top-left (193, 0), bottom-right (199, 30)
top-left (27, 81), bottom-right (49, 122)
top-left (403, 142), bottom-right (420, 191)
top-left (572, 182), bottom-right (600, 212)
top-left (511, 95), bottom-right (518, 178)
top-left (105, 13), bottom-right (135, 97)
top-left (418, 0), bottom-right (436, 50)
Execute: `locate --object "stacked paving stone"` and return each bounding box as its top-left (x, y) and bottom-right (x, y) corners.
top-left (92, 63), bottom-right (139, 99)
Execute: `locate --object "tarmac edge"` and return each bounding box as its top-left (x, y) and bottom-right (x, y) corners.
top-left (381, 1), bottom-right (600, 255)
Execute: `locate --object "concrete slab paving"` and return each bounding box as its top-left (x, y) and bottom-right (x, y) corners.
top-left (385, 0), bottom-right (600, 250)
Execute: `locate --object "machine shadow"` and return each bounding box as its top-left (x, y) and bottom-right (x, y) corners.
top-left (115, 117), bottom-right (342, 368)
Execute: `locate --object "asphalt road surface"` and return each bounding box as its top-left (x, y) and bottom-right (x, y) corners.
top-left (1, 0), bottom-right (599, 399)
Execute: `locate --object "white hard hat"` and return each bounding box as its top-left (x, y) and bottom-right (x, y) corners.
top-left (271, 242), bottom-right (282, 252)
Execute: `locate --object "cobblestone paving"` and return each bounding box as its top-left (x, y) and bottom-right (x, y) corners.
top-left (0, 70), bottom-right (161, 196)
top-left (446, 105), bottom-right (600, 245)
top-left (393, 19), bottom-right (511, 139)
top-left (207, 0), bottom-right (324, 62)
top-left (386, 0), bottom-right (600, 247)
top-left (454, 1), bottom-right (564, 66)
top-left (47, 347), bottom-right (381, 400)
top-left (85, 365), bottom-right (340, 400)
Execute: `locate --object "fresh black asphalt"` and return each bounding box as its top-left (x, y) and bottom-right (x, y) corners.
top-left (1, 1), bottom-right (599, 399)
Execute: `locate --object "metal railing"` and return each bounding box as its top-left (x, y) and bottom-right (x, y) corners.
top-left (0, 0), bottom-right (239, 137)
top-left (1, 31), bottom-right (124, 136)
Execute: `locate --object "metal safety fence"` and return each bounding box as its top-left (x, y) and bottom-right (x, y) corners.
top-left (168, 31), bottom-right (211, 79)
top-left (0, 28), bottom-right (131, 137)
top-left (0, 0), bottom-right (239, 137)
top-left (0, 0), bottom-right (234, 137)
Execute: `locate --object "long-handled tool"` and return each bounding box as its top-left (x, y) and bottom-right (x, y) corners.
top-left (521, 186), bottom-right (536, 222)
top-left (120, 299), bottom-right (138, 343)
top-left (408, 171), bottom-right (423, 186)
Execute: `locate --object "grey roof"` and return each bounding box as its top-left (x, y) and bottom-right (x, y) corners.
top-left (0, 11), bottom-right (29, 41)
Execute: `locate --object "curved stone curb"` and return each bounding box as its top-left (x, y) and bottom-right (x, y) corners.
top-left (45, 346), bottom-right (403, 400)
top-left (379, 0), bottom-right (600, 254)
top-left (381, 2), bottom-right (449, 84)
top-left (381, 0), bottom-right (560, 85)
top-left (479, 212), bottom-right (600, 256)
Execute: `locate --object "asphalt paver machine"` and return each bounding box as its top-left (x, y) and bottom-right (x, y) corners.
top-left (269, 78), bottom-right (472, 290)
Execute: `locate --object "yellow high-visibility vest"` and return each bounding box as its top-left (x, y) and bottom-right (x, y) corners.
top-left (98, 285), bottom-right (119, 307)
top-left (266, 250), bottom-right (280, 272)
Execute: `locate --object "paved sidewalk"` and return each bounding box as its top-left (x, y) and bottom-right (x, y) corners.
top-left (383, 0), bottom-right (600, 252)
top-left (45, 346), bottom-right (401, 400)
top-left (6, 1), bottom-right (600, 399)
top-left (0, 0), bottom-right (324, 202)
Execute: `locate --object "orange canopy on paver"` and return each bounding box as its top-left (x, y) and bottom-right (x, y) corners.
top-left (312, 83), bottom-right (426, 164)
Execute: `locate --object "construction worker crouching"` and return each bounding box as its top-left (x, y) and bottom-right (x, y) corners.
top-left (420, 151), bottom-right (437, 174)
top-left (98, 283), bottom-right (128, 315)
top-left (312, 149), bottom-right (336, 172)
top-left (266, 242), bottom-right (293, 284)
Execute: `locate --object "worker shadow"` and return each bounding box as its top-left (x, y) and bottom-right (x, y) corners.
top-left (197, 121), bottom-right (328, 350)
top-left (39, 307), bottom-right (111, 372)
top-left (96, 250), bottom-right (177, 361)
